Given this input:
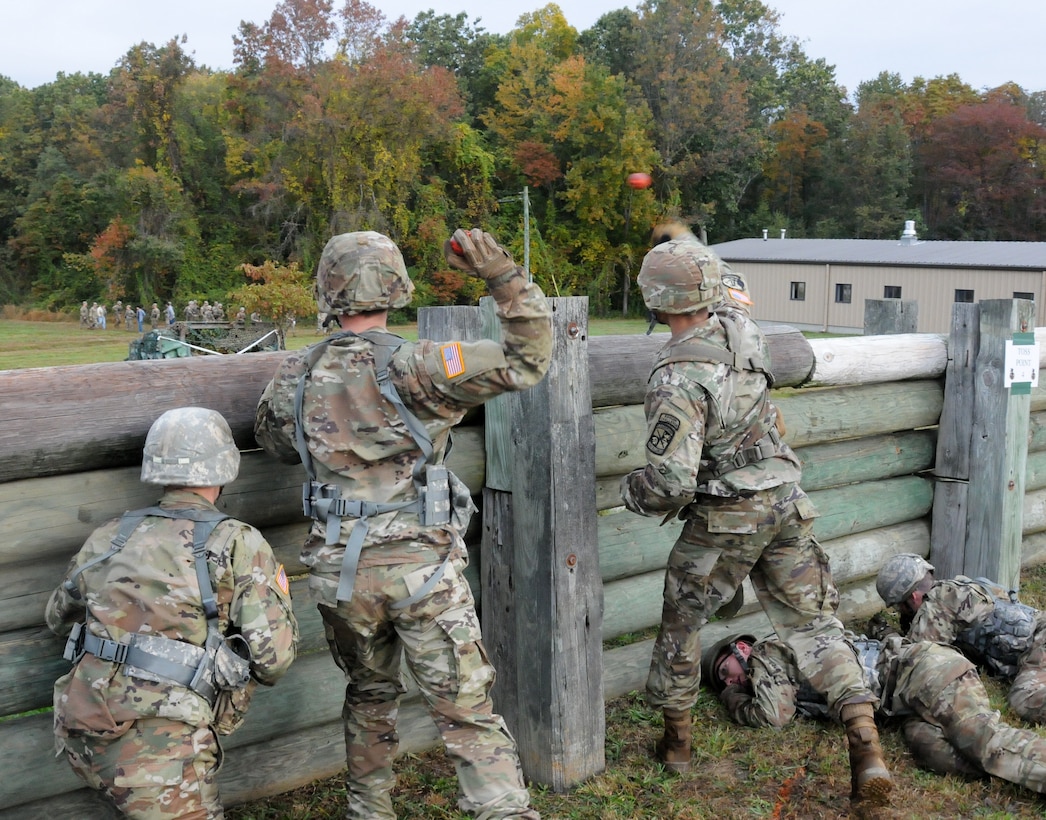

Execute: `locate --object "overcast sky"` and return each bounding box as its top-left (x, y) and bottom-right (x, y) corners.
top-left (3, 1), bottom-right (1042, 97)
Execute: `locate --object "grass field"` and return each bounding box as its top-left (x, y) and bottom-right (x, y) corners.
top-left (0, 317), bottom-right (655, 371)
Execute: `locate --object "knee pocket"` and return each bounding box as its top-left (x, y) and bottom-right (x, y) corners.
top-left (435, 606), bottom-right (495, 704)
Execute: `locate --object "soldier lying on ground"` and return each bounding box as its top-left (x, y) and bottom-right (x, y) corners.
top-left (708, 631), bottom-right (1046, 792)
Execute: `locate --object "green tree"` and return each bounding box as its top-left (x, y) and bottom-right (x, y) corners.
top-left (227, 259), bottom-right (315, 332)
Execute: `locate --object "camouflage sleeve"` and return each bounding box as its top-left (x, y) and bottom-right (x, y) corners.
top-left (223, 523), bottom-right (298, 686)
top-left (410, 272), bottom-right (552, 409)
top-left (45, 555), bottom-right (86, 637)
top-left (728, 642), bottom-right (801, 729)
top-left (907, 581), bottom-right (994, 644)
top-left (621, 374), bottom-right (706, 516)
top-left (254, 353), bottom-right (309, 464)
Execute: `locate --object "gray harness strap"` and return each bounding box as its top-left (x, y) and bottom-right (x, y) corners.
top-left (62, 506), bottom-right (229, 702)
top-left (293, 330), bottom-right (452, 604)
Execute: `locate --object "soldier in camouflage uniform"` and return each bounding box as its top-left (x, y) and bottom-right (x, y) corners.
top-left (46, 406), bottom-right (298, 819)
top-left (709, 631), bottom-right (1046, 792)
top-left (874, 553), bottom-right (1046, 724)
top-left (254, 229), bottom-right (551, 820)
top-left (621, 236), bottom-right (892, 805)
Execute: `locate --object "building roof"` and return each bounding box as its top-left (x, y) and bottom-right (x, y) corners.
top-left (710, 238), bottom-right (1046, 270)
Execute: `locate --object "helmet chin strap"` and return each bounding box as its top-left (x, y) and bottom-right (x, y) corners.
top-left (645, 310), bottom-right (661, 335)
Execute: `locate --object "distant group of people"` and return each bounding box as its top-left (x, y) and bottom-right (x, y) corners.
top-left (80, 299), bottom-right (262, 333)
top-left (80, 300), bottom-right (170, 332)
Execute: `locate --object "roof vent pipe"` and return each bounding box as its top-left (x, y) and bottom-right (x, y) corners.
top-left (762, 229), bottom-right (768, 240)
top-left (899, 220), bottom-right (918, 246)
top-left (780, 228), bottom-right (786, 239)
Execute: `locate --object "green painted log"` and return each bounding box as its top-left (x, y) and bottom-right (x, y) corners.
top-left (596, 477), bottom-right (932, 584)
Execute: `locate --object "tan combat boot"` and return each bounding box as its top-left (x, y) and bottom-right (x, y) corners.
top-left (655, 708), bottom-right (692, 774)
top-left (840, 702), bottom-right (893, 805)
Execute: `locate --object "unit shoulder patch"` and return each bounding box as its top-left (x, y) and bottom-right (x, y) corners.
top-left (647, 412), bottom-right (681, 456)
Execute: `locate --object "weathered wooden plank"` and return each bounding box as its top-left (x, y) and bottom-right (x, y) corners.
top-left (964, 300), bottom-right (1034, 589)
top-left (864, 299), bottom-right (918, 335)
top-left (481, 297), bottom-right (604, 789)
top-left (807, 333), bottom-right (947, 387)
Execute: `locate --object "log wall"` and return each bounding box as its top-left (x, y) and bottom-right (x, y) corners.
top-left (0, 307), bottom-right (1041, 815)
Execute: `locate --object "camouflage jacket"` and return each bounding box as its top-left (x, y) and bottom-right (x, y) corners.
top-left (622, 313), bottom-right (799, 515)
top-left (723, 635), bottom-right (972, 728)
top-left (254, 272), bottom-right (551, 584)
top-left (46, 490), bottom-right (298, 737)
top-left (908, 576), bottom-right (1040, 678)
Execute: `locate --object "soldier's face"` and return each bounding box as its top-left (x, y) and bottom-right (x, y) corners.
top-left (715, 641), bottom-right (752, 688)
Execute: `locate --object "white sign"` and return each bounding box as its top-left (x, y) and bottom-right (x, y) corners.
top-left (1004, 340), bottom-right (1040, 387)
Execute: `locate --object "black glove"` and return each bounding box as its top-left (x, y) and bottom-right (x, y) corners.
top-left (719, 684), bottom-right (750, 714)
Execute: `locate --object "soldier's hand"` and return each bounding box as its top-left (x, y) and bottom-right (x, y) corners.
top-left (719, 684), bottom-right (750, 714)
top-left (866, 612), bottom-right (900, 641)
top-left (444, 229), bottom-right (517, 282)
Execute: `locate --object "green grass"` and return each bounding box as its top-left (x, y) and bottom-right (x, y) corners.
top-left (0, 316), bottom-right (656, 371)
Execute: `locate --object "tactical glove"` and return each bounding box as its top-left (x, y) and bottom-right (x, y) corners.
top-left (444, 229), bottom-right (517, 284)
top-left (719, 684), bottom-right (751, 714)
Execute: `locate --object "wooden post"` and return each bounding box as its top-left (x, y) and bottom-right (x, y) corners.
top-left (931, 300), bottom-right (1033, 588)
top-left (864, 299), bottom-right (918, 335)
top-left (481, 296), bottom-right (605, 790)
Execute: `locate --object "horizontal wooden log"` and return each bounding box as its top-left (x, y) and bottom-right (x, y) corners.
top-left (597, 476), bottom-right (932, 585)
top-left (0, 352), bottom-right (287, 484)
top-left (588, 325), bottom-right (814, 409)
top-left (0, 431), bottom-right (482, 569)
top-left (1023, 487), bottom-right (1046, 536)
top-left (1027, 451), bottom-right (1046, 493)
top-left (0, 324), bottom-right (809, 484)
top-left (807, 333), bottom-right (947, 387)
top-left (775, 380), bottom-right (943, 450)
top-left (593, 382), bottom-right (942, 484)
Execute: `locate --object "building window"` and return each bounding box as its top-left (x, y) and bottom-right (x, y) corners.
top-left (884, 286), bottom-right (902, 299)
top-left (835, 283), bottom-right (852, 304)
top-left (790, 281), bottom-right (806, 301)
top-left (955, 289), bottom-right (974, 303)
top-left (1015, 291), bottom-right (1035, 301)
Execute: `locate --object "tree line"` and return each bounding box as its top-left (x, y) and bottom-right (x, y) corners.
top-left (1, 0), bottom-right (1044, 319)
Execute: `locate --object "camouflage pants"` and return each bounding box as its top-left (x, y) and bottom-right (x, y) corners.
top-left (902, 663), bottom-right (1046, 792)
top-left (61, 718), bottom-right (222, 819)
top-left (1008, 620), bottom-right (1046, 724)
top-left (318, 553), bottom-right (537, 820)
top-left (647, 482), bottom-right (875, 716)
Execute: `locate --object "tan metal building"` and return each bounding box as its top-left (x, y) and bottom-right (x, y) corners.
top-left (711, 230), bottom-right (1046, 334)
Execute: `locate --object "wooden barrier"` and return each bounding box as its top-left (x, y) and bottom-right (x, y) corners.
top-left (0, 301), bottom-right (1040, 814)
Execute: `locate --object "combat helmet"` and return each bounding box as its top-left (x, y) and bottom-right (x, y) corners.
top-left (876, 553), bottom-right (935, 607)
top-left (141, 407), bottom-right (241, 487)
top-left (638, 239), bottom-right (723, 315)
top-left (702, 633), bottom-right (758, 694)
top-left (316, 231), bottom-right (414, 316)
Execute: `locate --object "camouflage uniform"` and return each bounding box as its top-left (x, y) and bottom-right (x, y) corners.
top-left (722, 634), bottom-right (1046, 792)
top-left (46, 408), bottom-right (297, 820)
top-left (255, 230), bottom-right (551, 820)
top-left (902, 576), bottom-right (1046, 724)
top-left (622, 309), bottom-right (874, 718)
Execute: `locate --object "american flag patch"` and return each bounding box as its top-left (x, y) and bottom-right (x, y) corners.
top-left (440, 342), bottom-right (466, 379)
top-left (275, 564), bottom-right (289, 595)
